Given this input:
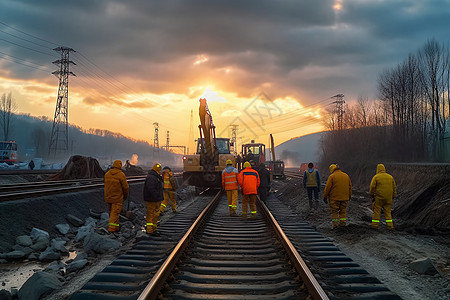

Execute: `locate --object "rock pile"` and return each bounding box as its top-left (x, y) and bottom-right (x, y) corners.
top-left (0, 203), bottom-right (145, 299)
top-left (49, 155), bottom-right (105, 180)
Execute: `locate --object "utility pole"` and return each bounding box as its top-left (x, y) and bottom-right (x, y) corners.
top-left (165, 130), bottom-right (170, 151)
top-left (153, 122), bottom-right (159, 159)
top-left (331, 94), bottom-right (345, 130)
top-left (230, 124), bottom-right (238, 154)
top-left (188, 109), bottom-right (194, 154)
top-left (48, 47), bottom-right (76, 157)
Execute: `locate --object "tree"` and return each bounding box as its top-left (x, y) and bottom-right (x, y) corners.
top-left (0, 92), bottom-right (17, 141)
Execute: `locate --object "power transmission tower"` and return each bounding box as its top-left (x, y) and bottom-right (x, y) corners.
top-left (230, 124), bottom-right (238, 154)
top-left (153, 122), bottom-right (159, 158)
top-left (48, 47), bottom-right (76, 157)
top-left (188, 109), bottom-right (194, 154)
top-left (165, 130), bottom-right (170, 151)
top-left (331, 94), bottom-right (345, 130)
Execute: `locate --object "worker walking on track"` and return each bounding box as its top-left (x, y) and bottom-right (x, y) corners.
top-left (159, 166), bottom-right (178, 215)
top-left (370, 164), bottom-right (397, 230)
top-left (258, 163), bottom-right (271, 202)
top-left (104, 160), bottom-right (129, 233)
top-left (222, 159), bottom-right (239, 216)
top-left (323, 164), bottom-right (352, 228)
top-left (238, 161), bottom-right (260, 219)
top-left (303, 162), bottom-right (321, 211)
top-left (143, 163), bottom-right (164, 234)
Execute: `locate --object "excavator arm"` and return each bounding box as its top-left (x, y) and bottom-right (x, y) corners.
top-left (198, 98), bottom-right (218, 169)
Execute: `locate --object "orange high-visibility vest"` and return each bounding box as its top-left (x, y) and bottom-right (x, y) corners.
top-left (238, 167), bottom-right (260, 195)
top-left (222, 168), bottom-right (238, 190)
top-left (163, 171), bottom-right (174, 189)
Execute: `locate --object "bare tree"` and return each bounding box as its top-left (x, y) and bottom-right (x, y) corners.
top-left (0, 92), bottom-right (17, 141)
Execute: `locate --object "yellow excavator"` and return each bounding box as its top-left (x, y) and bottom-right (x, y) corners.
top-left (183, 98), bottom-right (235, 187)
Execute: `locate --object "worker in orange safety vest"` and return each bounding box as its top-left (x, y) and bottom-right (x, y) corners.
top-left (238, 161), bottom-right (260, 219)
top-left (222, 159), bottom-right (239, 216)
top-left (323, 164), bottom-right (352, 228)
top-left (104, 160), bottom-right (129, 232)
top-left (159, 166), bottom-right (178, 215)
top-left (369, 164), bottom-right (397, 230)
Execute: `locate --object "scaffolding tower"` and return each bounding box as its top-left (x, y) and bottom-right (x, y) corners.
top-left (48, 47), bottom-right (76, 156)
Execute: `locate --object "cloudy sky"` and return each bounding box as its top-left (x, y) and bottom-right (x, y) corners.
top-left (0, 0), bottom-right (449, 152)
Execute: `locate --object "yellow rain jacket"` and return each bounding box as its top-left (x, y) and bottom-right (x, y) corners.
top-left (369, 164), bottom-right (396, 202)
top-left (323, 169), bottom-right (352, 201)
top-left (104, 160), bottom-right (129, 203)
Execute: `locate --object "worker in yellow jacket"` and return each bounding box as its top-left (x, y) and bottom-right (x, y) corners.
top-left (104, 160), bottom-right (129, 232)
top-left (323, 164), bottom-right (352, 228)
top-left (159, 166), bottom-right (177, 214)
top-left (369, 164), bottom-right (397, 230)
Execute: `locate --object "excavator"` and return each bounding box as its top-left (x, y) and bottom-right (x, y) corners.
top-left (183, 98), bottom-right (235, 188)
top-left (266, 134), bottom-right (285, 178)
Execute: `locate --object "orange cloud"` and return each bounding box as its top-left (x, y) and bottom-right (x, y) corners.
top-left (82, 95), bottom-right (154, 109)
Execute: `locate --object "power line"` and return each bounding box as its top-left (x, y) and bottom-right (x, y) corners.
top-left (0, 37), bottom-right (56, 57)
top-left (0, 20), bottom-right (60, 47)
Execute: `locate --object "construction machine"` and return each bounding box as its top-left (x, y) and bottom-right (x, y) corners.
top-left (241, 140), bottom-right (265, 169)
top-left (183, 98), bottom-right (235, 188)
top-left (266, 134), bottom-right (285, 178)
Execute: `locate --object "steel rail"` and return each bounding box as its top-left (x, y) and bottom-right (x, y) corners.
top-left (258, 198), bottom-right (329, 300)
top-left (0, 177), bottom-right (146, 202)
top-left (137, 190), bottom-right (222, 300)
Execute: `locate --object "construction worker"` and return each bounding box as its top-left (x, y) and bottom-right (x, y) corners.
top-left (370, 164), bottom-right (397, 230)
top-left (258, 163), bottom-right (271, 202)
top-left (323, 164), bottom-right (352, 228)
top-left (303, 162), bottom-right (321, 210)
top-left (238, 161), bottom-right (260, 219)
top-left (159, 166), bottom-right (178, 214)
top-left (104, 160), bottom-right (129, 233)
top-left (143, 163), bottom-right (163, 234)
top-left (222, 159), bottom-right (239, 216)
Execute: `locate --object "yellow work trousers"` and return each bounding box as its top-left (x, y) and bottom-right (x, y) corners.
top-left (372, 198), bottom-right (394, 229)
top-left (160, 190), bottom-right (177, 213)
top-left (146, 201), bottom-right (161, 233)
top-left (242, 194), bottom-right (257, 219)
top-left (329, 200), bottom-right (348, 228)
top-left (226, 190), bottom-right (238, 216)
top-left (107, 202), bottom-right (123, 232)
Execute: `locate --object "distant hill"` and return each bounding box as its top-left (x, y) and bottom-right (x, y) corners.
top-left (273, 132), bottom-right (324, 167)
top-left (5, 113), bottom-right (180, 167)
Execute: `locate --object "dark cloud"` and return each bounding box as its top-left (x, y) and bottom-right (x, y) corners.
top-left (1, 0), bottom-right (450, 104)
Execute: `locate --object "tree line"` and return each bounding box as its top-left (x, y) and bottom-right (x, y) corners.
top-left (320, 38), bottom-right (450, 167)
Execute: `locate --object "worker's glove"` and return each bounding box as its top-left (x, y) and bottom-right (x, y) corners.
top-left (323, 198), bottom-right (328, 204)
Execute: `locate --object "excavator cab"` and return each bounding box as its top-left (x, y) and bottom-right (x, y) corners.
top-left (241, 141), bottom-right (265, 169)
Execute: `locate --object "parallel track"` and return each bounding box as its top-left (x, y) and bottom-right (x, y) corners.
top-left (69, 190), bottom-right (329, 300)
top-left (0, 176), bottom-right (146, 202)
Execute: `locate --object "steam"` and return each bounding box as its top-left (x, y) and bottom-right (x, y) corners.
top-left (130, 154), bottom-right (138, 165)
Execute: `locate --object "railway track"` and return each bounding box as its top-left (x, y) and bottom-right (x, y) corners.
top-left (69, 190), bottom-right (327, 299)
top-left (0, 176), bottom-right (147, 202)
top-left (67, 186), bottom-right (401, 300)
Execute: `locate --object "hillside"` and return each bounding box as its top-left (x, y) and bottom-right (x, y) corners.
top-left (274, 132), bottom-right (324, 167)
top-left (4, 114), bottom-right (180, 167)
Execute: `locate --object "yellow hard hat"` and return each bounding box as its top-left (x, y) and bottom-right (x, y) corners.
top-left (226, 159), bottom-right (232, 165)
top-left (243, 161), bottom-right (251, 168)
top-left (329, 164), bottom-right (337, 173)
top-left (152, 163), bottom-right (162, 174)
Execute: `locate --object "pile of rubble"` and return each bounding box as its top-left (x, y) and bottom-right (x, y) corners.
top-left (49, 155), bottom-right (105, 181)
top-left (0, 203), bottom-right (146, 299)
